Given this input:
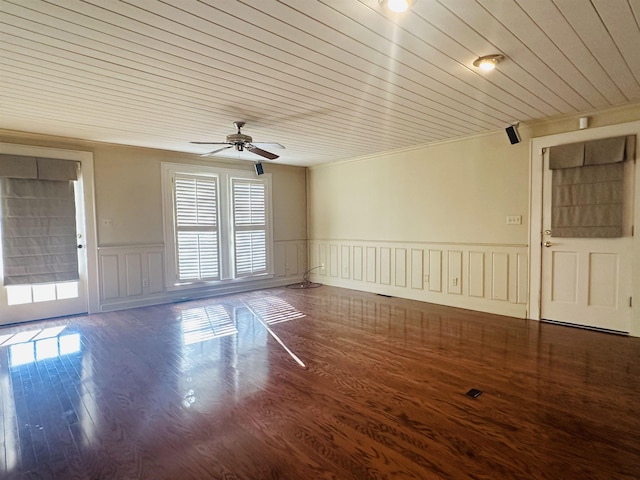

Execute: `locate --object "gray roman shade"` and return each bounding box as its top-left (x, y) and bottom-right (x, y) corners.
top-left (0, 155), bottom-right (79, 181)
top-left (548, 142), bottom-right (584, 169)
top-left (549, 135), bottom-right (635, 238)
top-left (0, 155), bottom-right (80, 286)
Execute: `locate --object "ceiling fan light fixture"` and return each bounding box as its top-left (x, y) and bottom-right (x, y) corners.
top-left (473, 54), bottom-right (505, 71)
top-left (379, 0), bottom-right (413, 13)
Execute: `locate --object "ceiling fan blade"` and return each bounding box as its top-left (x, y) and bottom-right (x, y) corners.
top-left (190, 141), bottom-right (231, 145)
top-left (252, 142), bottom-right (285, 149)
top-left (201, 145), bottom-right (233, 156)
top-left (246, 144), bottom-right (279, 160)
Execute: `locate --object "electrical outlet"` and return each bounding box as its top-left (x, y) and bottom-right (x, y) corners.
top-left (506, 215), bottom-right (522, 225)
top-left (142, 278), bottom-right (149, 287)
top-left (451, 277), bottom-right (458, 286)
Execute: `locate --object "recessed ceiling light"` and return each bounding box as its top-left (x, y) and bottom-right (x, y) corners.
top-left (473, 54), bottom-right (505, 71)
top-left (379, 0), bottom-right (414, 13)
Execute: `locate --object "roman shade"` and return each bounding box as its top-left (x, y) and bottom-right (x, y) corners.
top-left (548, 135), bottom-right (635, 238)
top-left (0, 155), bottom-right (79, 181)
top-left (548, 142), bottom-right (584, 169)
top-left (0, 155), bottom-right (80, 286)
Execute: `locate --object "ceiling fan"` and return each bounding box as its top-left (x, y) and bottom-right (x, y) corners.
top-left (190, 121), bottom-right (285, 160)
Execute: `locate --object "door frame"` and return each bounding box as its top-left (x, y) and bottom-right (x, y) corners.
top-left (0, 142), bottom-right (100, 316)
top-left (528, 120), bottom-right (640, 336)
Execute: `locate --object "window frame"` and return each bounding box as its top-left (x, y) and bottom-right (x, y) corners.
top-left (161, 162), bottom-right (273, 291)
top-left (174, 173), bottom-right (221, 281)
top-left (231, 178), bottom-right (268, 278)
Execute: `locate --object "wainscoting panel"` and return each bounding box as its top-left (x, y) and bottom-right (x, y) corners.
top-left (492, 252), bottom-right (510, 301)
top-left (395, 248), bottom-right (407, 287)
top-left (297, 243), bottom-right (306, 275)
top-left (341, 245), bottom-right (351, 279)
top-left (99, 246), bottom-right (164, 306)
top-left (410, 249), bottom-right (423, 290)
top-left (100, 254), bottom-right (120, 301)
top-left (319, 244), bottom-right (328, 275)
top-left (330, 245), bottom-right (339, 277)
top-left (286, 242), bottom-right (300, 276)
top-left (380, 248), bottom-right (391, 285)
top-left (353, 246), bottom-right (363, 281)
top-left (99, 240), bottom-right (306, 312)
top-left (125, 253), bottom-right (143, 297)
top-left (366, 247), bottom-right (376, 283)
top-left (309, 240), bottom-right (528, 318)
top-left (275, 240), bottom-right (307, 278)
top-left (468, 251), bottom-right (485, 298)
top-left (428, 250), bottom-right (443, 293)
top-left (448, 250), bottom-right (462, 295)
top-left (517, 253), bottom-right (528, 305)
top-left (148, 252), bottom-right (164, 294)
top-left (274, 244), bottom-right (287, 277)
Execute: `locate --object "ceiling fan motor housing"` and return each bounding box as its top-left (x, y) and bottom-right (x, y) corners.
top-left (227, 126), bottom-right (252, 150)
top-left (226, 133), bottom-right (253, 144)
top-left (191, 121), bottom-right (280, 159)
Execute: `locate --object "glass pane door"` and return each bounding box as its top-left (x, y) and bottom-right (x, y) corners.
top-left (0, 178), bottom-right (88, 325)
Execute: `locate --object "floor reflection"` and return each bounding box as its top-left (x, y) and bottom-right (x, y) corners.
top-left (9, 329), bottom-right (80, 366)
top-left (244, 296), bottom-right (306, 325)
top-left (181, 304), bottom-right (238, 345)
top-left (0, 294), bottom-right (309, 476)
top-left (177, 296), bottom-right (306, 412)
top-left (0, 322), bottom-right (93, 474)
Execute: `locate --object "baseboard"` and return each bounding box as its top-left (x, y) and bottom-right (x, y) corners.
top-left (310, 275), bottom-right (528, 319)
top-left (99, 276), bottom-right (303, 312)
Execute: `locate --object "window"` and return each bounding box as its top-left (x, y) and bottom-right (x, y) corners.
top-left (232, 179), bottom-right (267, 276)
top-left (163, 163), bottom-right (272, 288)
top-left (0, 156), bottom-right (82, 306)
top-left (174, 174), bottom-right (220, 281)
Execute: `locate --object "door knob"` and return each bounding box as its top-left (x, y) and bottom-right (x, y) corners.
top-left (543, 241), bottom-right (553, 247)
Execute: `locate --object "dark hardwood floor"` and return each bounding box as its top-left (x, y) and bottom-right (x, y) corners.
top-left (1, 286), bottom-right (639, 479)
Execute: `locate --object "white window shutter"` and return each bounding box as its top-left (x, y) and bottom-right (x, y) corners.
top-left (232, 180), bottom-right (267, 276)
top-left (174, 175), bottom-right (220, 281)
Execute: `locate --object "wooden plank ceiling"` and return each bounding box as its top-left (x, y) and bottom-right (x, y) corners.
top-left (1, 0), bottom-right (639, 166)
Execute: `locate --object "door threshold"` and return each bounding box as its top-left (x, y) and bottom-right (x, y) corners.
top-left (541, 318), bottom-right (629, 336)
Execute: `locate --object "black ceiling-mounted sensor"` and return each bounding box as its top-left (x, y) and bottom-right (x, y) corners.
top-left (254, 162), bottom-right (264, 176)
top-left (505, 124), bottom-right (521, 145)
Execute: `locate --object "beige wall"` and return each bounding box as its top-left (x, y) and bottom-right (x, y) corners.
top-left (309, 131), bottom-right (530, 245)
top-left (307, 103), bottom-right (640, 329)
top-left (0, 131), bottom-right (307, 247)
top-left (93, 145), bottom-right (307, 246)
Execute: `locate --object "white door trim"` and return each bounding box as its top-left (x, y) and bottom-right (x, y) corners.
top-left (0, 142), bottom-right (100, 315)
top-left (528, 121), bottom-right (640, 329)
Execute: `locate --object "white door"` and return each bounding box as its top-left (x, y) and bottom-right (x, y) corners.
top-left (540, 150), bottom-right (633, 332)
top-left (0, 146), bottom-right (95, 326)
